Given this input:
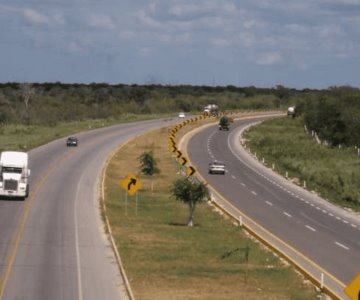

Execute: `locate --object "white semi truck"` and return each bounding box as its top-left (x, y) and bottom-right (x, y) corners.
top-left (0, 151), bottom-right (30, 199)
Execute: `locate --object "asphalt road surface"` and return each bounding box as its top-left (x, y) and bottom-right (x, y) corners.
top-left (186, 115), bottom-right (360, 299)
top-left (0, 118), bottom-right (175, 300)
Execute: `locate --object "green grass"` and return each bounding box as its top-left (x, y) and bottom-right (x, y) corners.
top-left (244, 116), bottom-right (360, 210)
top-left (104, 125), bottom-right (318, 300)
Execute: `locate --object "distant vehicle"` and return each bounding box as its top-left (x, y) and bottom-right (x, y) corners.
top-left (203, 104), bottom-right (219, 116)
top-left (208, 161), bottom-right (225, 175)
top-left (66, 137), bottom-right (78, 147)
top-left (178, 112), bottom-right (186, 118)
top-left (287, 106), bottom-right (296, 116)
top-left (0, 151), bottom-right (30, 199)
top-left (219, 116), bottom-right (230, 131)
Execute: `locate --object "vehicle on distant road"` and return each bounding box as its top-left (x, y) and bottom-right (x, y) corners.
top-left (66, 137), bottom-right (78, 147)
top-left (219, 116), bottom-right (230, 131)
top-left (0, 151), bottom-right (30, 199)
top-left (203, 104), bottom-right (219, 116)
top-left (287, 106), bottom-right (296, 117)
top-left (208, 161), bottom-right (226, 174)
top-left (178, 112), bottom-right (186, 118)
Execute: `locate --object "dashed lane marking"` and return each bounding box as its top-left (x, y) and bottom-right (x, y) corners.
top-left (306, 225), bottom-right (316, 232)
top-left (335, 242), bottom-right (349, 250)
top-left (283, 212), bottom-right (292, 218)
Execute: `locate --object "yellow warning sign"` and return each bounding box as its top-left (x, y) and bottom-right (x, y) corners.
top-left (120, 174), bottom-right (142, 196)
top-left (344, 274), bottom-right (360, 300)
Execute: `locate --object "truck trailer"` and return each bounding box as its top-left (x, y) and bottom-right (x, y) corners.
top-left (0, 151), bottom-right (30, 199)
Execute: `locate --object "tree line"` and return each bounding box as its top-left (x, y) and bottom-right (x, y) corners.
top-left (0, 82), bottom-right (309, 125)
top-left (295, 86), bottom-right (360, 147)
top-left (0, 82), bottom-right (359, 147)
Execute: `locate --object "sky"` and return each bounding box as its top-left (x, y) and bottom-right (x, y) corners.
top-left (1, 0), bottom-right (360, 89)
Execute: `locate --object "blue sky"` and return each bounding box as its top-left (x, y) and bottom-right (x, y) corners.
top-left (1, 0), bottom-right (360, 88)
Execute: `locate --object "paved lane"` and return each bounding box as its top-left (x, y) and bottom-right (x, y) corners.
top-left (186, 116), bottom-right (360, 299)
top-left (0, 118), bottom-right (174, 300)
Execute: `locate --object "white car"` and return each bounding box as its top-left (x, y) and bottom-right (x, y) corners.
top-left (208, 161), bottom-right (225, 175)
top-left (178, 112), bottom-right (186, 118)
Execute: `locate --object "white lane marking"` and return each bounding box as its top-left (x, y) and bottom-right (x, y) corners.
top-left (265, 201), bottom-right (273, 206)
top-left (329, 213), bottom-right (334, 217)
top-left (351, 224), bottom-right (357, 228)
top-left (305, 225), bottom-right (316, 232)
top-left (283, 212), bottom-right (292, 218)
top-left (75, 173), bottom-right (84, 300)
top-left (231, 175), bottom-right (236, 180)
top-left (240, 182), bottom-right (246, 187)
top-left (343, 220), bottom-right (349, 224)
top-left (335, 242), bottom-right (349, 250)
top-left (251, 191), bottom-right (257, 196)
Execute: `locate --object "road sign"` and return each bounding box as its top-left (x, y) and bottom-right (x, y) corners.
top-left (169, 137), bottom-right (175, 145)
top-left (176, 150), bottom-right (182, 158)
top-left (180, 157), bottom-right (187, 166)
top-left (187, 166), bottom-right (196, 176)
top-left (345, 274), bottom-right (360, 300)
top-left (120, 174), bottom-right (142, 196)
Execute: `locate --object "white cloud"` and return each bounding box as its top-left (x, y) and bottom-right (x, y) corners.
top-left (212, 38), bottom-right (232, 47)
top-left (89, 14), bottom-right (116, 30)
top-left (66, 41), bottom-right (83, 53)
top-left (168, 0), bottom-right (238, 17)
top-left (136, 9), bottom-right (162, 28)
top-left (23, 8), bottom-right (50, 25)
top-left (256, 52), bottom-right (283, 66)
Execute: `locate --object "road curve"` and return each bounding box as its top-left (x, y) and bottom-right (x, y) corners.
top-left (0, 118), bottom-right (175, 300)
top-left (186, 115), bottom-right (360, 299)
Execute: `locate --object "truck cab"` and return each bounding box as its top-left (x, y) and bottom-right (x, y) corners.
top-left (0, 151), bottom-right (30, 199)
top-left (219, 116), bottom-right (230, 131)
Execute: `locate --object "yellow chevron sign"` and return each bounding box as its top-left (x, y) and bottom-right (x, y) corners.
top-left (345, 274), bottom-right (360, 300)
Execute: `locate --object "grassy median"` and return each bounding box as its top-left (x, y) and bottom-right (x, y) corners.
top-left (104, 118), bottom-right (318, 299)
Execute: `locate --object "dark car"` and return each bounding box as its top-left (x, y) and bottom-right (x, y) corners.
top-left (66, 137), bottom-right (78, 147)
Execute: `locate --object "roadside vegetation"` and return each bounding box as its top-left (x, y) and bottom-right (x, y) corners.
top-left (244, 116), bottom-right (360, 211)
top-left (0, 114), bottom-right (167, 151)
top-left (104, 122), bottom-right (318, 300)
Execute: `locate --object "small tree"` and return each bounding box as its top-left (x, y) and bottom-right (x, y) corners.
top-left (139, 150), bottom-right (160, 191)
top-left (170, 177), bottom-right (210, 227)
top-left (20, 83), bottom-right (35, 125)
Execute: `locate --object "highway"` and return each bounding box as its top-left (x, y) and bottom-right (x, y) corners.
top-left (0, 118), bottom-right (174, 300)
top-left (186, 115), bottom-right (360, 299)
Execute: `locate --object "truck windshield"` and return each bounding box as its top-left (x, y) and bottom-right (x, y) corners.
top-left (2, 167), bottom-right (23, 173)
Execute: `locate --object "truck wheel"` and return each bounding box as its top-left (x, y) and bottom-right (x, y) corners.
top-left (26, 184), bottom-right (30, 198)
